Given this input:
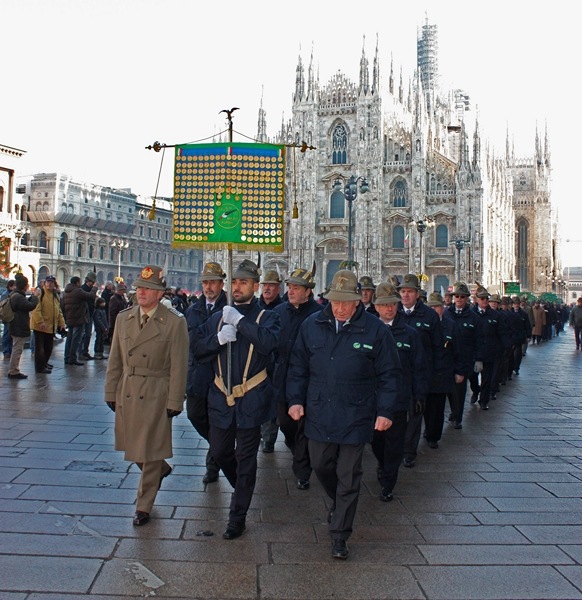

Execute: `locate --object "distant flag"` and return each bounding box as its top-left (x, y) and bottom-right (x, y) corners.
top-left (404, 229), bottom-right (410, 246)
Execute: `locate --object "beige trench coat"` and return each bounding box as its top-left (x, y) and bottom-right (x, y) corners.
top-left (532, 305), bottom-right (546, 337)
top-left (104, 303), bottom-right (188, 462)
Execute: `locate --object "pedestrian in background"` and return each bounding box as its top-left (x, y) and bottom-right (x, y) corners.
top-left (1, 279), bottom-right (15, 360)
top-left (7, 273), bottom-right (39, 379)
top-left (93, 297), bottom-right (109, 359)
top-left (104, 265), bottom-right (188, 527)
top-left (62, 275), bottom-right (97, 366)
top-left (30, 275), bottom-right (65, 373)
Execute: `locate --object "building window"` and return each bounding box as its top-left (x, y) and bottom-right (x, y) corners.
top-left (435, 224), bottom-right (448, 247)
top-left (393, 225), bottom-right (405, 248)
top-left (59, 232), bottom-right (68, 256)
top-left (332, 125), bottom-right (347, 165)
top-left (38, 231), bottom-right (48, 254)
top-left (99, 245), bottom-right (105, 260)
top-left (517, 218), bottom-right (529, 288)
top-left (89, 245), bottom-right (94, 259)
top-left (330, 190), bottom-right (345, 218)
top-left (139, 225), bottom-right (144, 236)
top-left (393, 180), bottom-right (406, 207)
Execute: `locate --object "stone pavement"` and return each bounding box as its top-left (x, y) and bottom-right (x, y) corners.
top-left (0, 331), bottom-right (581, 600)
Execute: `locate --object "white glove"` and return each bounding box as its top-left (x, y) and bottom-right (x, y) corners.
top-left (222, 305), bottom-right (243, 327)
top-left (217, 324), bottom-right (237, 345)
top-left (473, 361), bottom-right (484, 373)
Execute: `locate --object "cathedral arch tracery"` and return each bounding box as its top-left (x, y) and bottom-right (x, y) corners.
top-left (331, 123), bottom-right (348, 165)
top-left (390, 178), bottom-right (407, 207)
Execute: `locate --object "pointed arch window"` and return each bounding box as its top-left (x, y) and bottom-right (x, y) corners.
top-left (332, 124), bottom-right (347, 165)
top-left (435, 224), bottom-right (448, 247)
top-left (392, 225), bottom-right (405, 248)
top-left (38, 231), bottom-right (48, 254)
top-left (517, 218), bottom-right (529, 288)
top-left (393, 180), bottom-right (407, 207)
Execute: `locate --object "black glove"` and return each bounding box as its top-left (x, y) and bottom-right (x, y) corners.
top-left (414, 397), bottom-right (425, 416)
top-left (106, 401), bottom-right (116, 412)
top-left (167, 409), bottom-right (181, 418)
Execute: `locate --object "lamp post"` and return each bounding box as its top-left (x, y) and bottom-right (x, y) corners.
top-left (333, 175), bottom-right (369, 265)
top-left (111, 239), bottom-right (129, 280)
top-left (451, 238), bottom-right (471, 281)
top-left (410, 216), bottom-right (433, 288)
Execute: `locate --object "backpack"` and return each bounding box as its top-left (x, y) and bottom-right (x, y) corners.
top-left (0, 294), bottom-right (15, 323)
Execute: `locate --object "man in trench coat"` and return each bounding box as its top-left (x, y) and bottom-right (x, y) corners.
top-left (104, 265), bottom-right (188, 526)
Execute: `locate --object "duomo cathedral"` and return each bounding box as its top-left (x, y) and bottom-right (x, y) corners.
top-left (242, 18), bottom-right (559, 295)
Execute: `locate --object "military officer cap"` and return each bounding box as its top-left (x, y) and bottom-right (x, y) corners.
top-left (261, 270), bottom-right (282, 284)
top-left (501, 296), bottom-right (511, 305)
top-left (358, 276), bottom-right (376, 290)
top-left (85, 271), bottom-right (97, 283)
top-left (324, 270), bottom-right (361, 301)
top-left (134, 265), bottom-right (166, 290)
top-left (512, 296), bottom-right (521, 304)
top-left (489, 293), bottom-right (501, 303)
top-left (232, 259), bottom-right (261, 281)
top-left (453, 281), bottom-right (471, 296)
top-left (374, 283), bottom-right (400, 305)
top-left (475, 285), bottom-right (490, 299)
top-left (285, 267), bottom-right (316, 289)
top-left (199, 262), bottom-right (226, 282)
top-left (397, 273), bottom-right (420, 290)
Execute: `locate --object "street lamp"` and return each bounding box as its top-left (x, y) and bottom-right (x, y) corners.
top-left (451, 238), bottom-right (471, 281)
top-left (111, 239), bottom-right (129, 280)
top-left (410, 216), bottom-right (433, 287)
top-left (333, 175), bottom-right (369, 265)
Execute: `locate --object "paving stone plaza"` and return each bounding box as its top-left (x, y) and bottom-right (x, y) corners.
top-left (0, 332), bottom-right (581, 599)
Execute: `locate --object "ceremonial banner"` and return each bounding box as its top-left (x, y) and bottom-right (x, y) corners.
top-left (173, 142), bottom-right (286, 251)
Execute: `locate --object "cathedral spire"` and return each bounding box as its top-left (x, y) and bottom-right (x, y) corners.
top-left (399, 67), bottom-right (404, 104)
top-left (544, 121), bottom-right (551, 168)
top-left (372, 34), bottom-right (379, 95)
top-left (257, 86), bottom-right (267, 142)
top-left (293, 50), bottom-right (304, 104)
top-left (535, 123), bottom-right (542, 166)
top-left (359, 35), bottom-right (369, 95)
top-left (389, 53), bottom-right (394, 95)
top-left (473, 112), bottom-right (481, 167)
top-left (306, 44), bottom-right (315, 101)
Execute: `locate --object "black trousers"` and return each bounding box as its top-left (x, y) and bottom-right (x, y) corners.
top-left (209, 424), bottom-right (261, 524)
top-left (424, 392), bottom-right (447, 442)
top-left (478, 362), bottom-right (494, 406)
top-left (371, 410), bottom-right (408, 493)
top-left (449, 377), bottom-right (468, 424)
top-left (187, 393), bottom-right (220, 475)
top-left (33, 330), bottom-right (54, 371)
top-left (277, 400), bottom-right (312, 481)
top-left (309, 439), bottom-right (364, 541)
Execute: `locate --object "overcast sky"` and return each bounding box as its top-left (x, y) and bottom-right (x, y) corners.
top-left (3, 0), bottom-right (580, 266)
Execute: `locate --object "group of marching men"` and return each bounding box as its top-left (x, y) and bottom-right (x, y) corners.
top-left (104, 258), bottom-right (534, 560)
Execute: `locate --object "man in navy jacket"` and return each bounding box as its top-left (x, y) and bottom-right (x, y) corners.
top-left (287, 270), bottom-right (402, 560)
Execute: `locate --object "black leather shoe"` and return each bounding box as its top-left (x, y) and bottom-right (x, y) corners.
top-left (203, 471), bottom-right (219, 484)
top-left (479, 403), bottom-right (489, 410)
top-left (46, 363), bottom-right (54, 369)
top-left (261, 442), bottom-right (274, 453)
top-left (380, 488), bottom-right (393, 502)
top-left (70, 361), bottom-right (85, 366)
top-left (403, 458), bottom-right (415, 468)
top-left (8, 373), bottom-right (28, 379)
top-left (35, 368), bottom-right (52, 374)
top-left (158, 466), bottom-right (172, 490)
top-left (296, 478), bottom-right (310, 490)
top-left (331, 539), bottom-right (349, 559)
top-left (223, 521), bottom-right (245, 540)
top-left (133, 511), bottom-right (150, 526)
top-left (82, 354), bottom-right (94, 360)
top-left (428, 441), bottom-right (439, 449)
top-left (453, 422), bottom-right (463, 430)
top-left (470, 392), bottom-right (478, 404)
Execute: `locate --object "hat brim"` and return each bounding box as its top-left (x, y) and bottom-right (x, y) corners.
top-left (427, 301), bottom-right (443, 307)
top-left (374, 297), bottom-right (400, 305)
top-left (133, 279), bottom-right (165, 290)
top-left (324, 290), bottom-right (362, 301)
top-left (199, 275), bottom-right (225, 282)
top-left (285, 277), bottom-right (315, 288)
